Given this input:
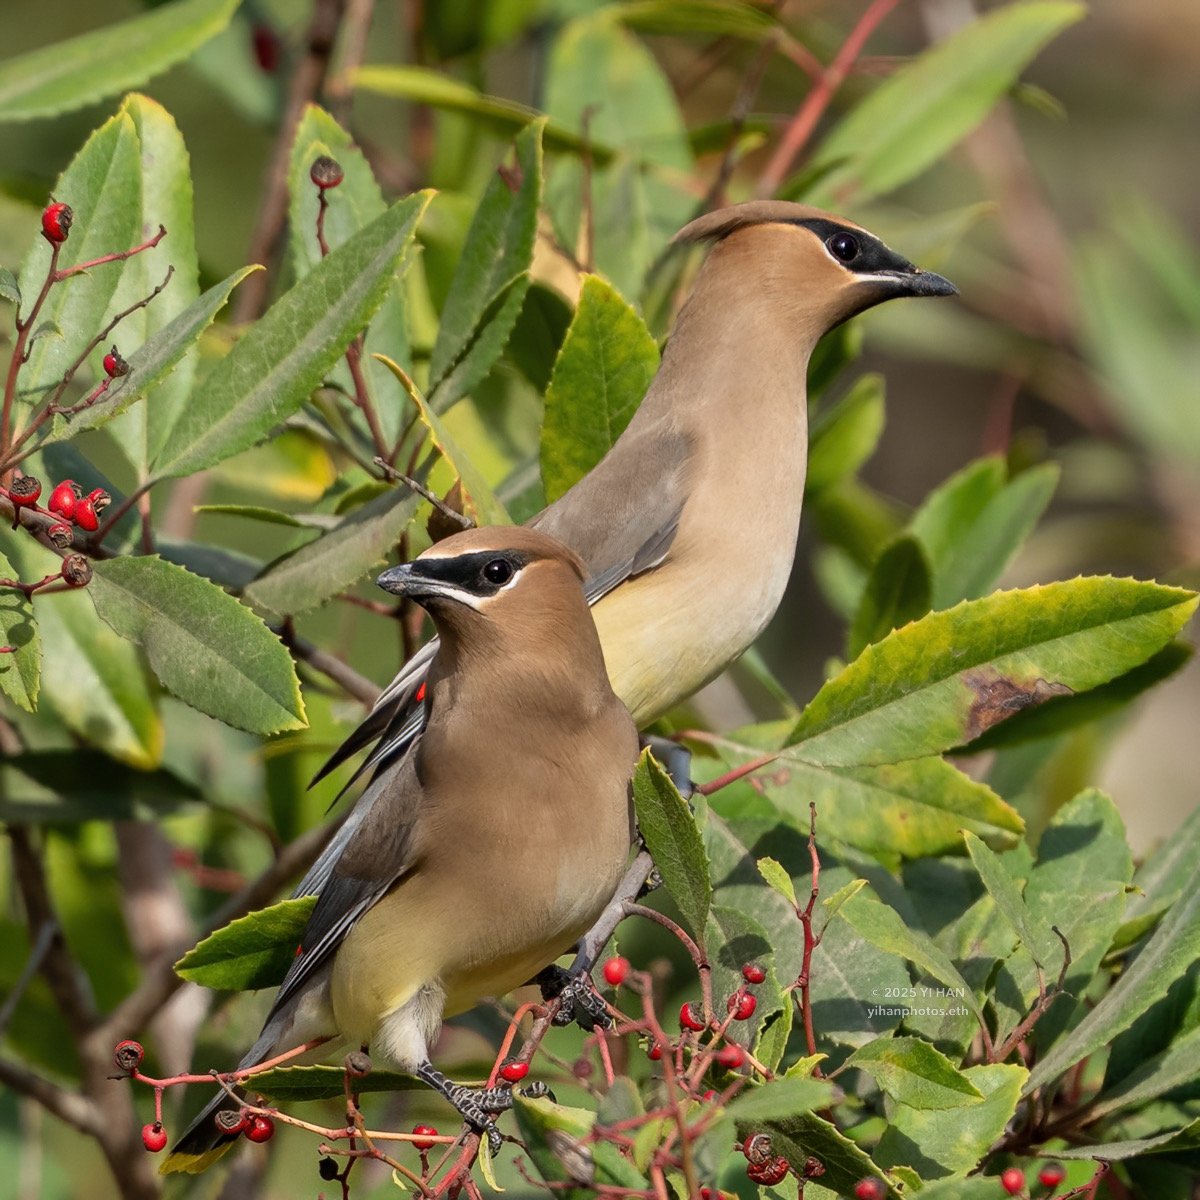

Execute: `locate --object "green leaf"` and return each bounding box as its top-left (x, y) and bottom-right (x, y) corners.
top-left (151, 191), bottom-right (431, 478)
top-left (1053, 1119), bottom-right (1200, 1161)
top-left (632, 749), bottom-right (711, 939)
top-left (16, 114), bottom-right (141, 396)
top-left (1024, 848), bottom-right (1200, 1095)
top-left (0, 547), bottom-right (39, 711)
top-left (704, 905), bottom-right (779, 1048)
top-left (787, 577), bottom-right (1198, 767)
top-left (0, 266), bottom-right (19, 305)
top-left (0, 752), bottom-right (199, 823)
top-left (725, 1076), bottom-right (833, 1123)
top-left (89, 556), bottom-right (306, 735)
top-left (875, 1063), bottom-right (1027, 1178)
top-left (806, 374), bottom-right (886, 495)
top-left (710, 732), bottom-right (1022, 859)
top-left (380, 357), bottom-right (510, 527)
top-left (845, 1036), bottom-right (983, 1110)
top-left (40, 267), bottom-right (254, 446)
top-left (2, 530), bottom-right (161, 765)
top-left (963, 831), bottom-right (1044, 967)
top-left (243, 485), bottom-right (420, 618)
top-left (107, 94), bottom-right (203, 471)
top-left (175, 896), bottom-right (317, 990)
top-left (1090, 1026), bottom-right (1200, 1122)
top-left (351, 66), bottom-right (614, 162)
top-left (756, 856), bottom-right (797, 908)
top-left (194, 504), bottom-right (311, 529)
top-left (0, 0), bottom-right (239, 121)
top-left (806, 2), bottom-right (1085, 203)
top-left (540, 275), bottom-right (659, 503)
top-left (908, 458), bottom-right (1059, 609)
top-left (246, 1063), bottom-right (422, 1101)
top-left (287, 105), bottom-right (413, 447)
top-left (838, 888), bottom-right (984, 1023)
top-left (759, 1110), bottom-right (897, 1197)
top-left (847, 535), bottom-right (932, 659)
top-left (429, 121), bottom-right (543, 411)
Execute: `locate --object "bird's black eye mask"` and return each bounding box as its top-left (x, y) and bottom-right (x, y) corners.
top-left (788, 217), bottom-right (917, 277)
top-left (410, 550), bottom-right (530, 597)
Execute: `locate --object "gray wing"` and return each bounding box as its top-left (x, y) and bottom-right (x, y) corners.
top-left (280, 759), bottom-right (419, 1006)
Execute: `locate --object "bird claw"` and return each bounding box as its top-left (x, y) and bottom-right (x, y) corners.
top-left (538, 965), bottom-right (611, 1031)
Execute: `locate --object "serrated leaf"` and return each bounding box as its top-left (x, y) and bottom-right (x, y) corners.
top-left (151, 191), bottom-right (431, 478)
top-left (380, 357), bottom-right (509, 528)
top-left (786, 577), bottom-right (1198, 767)
top-left (1090, 1026), bottom-right (1200, 1122)
top-left (725, 1076), bottom-right (833, 1122)
top-left (845, 1036), bottom-right (983, 1110)
top-left (0, 752), bottom-right (199, 823)
top-left (963, 831), bottom-right (1044, 967)
top-left (108, 94), bottom-right (204, 471)
top-left (540, 275), bottom-right (658, 503)
top-left (2, 530), bottom-right (159, 764)
top-left (0, 0), bottom-right (239, 121)
top-left (243, 485), bottom-right (420, 618)
top-left (807, 373), bottom-right (885, 495)
top-left (632, 749), bottom-right (711, 938)
top-left (838, 888), bottom-right (984, 1023)
top-left (194, 504), bottom-right (309, 528)
top-left (875, 1063), bottom-right (1027, 1178)
top-left (246, 1063), bottom-right (422, 1101)
top-left (175, 896), bottom-right (317, 990)
top-left (847, 534), bottom-right (932, 659)
top-left (28, 320), bottom-right (61, 344)
top-left (287, 105), bottom-right (413, 447)
top-left (40, 266), bottom-right (254, 446)
top-left (429, 121), bottom-right (543, 411)
top-left (806, 2), bottom-right (1085, 203)
top-left (1120, 802), bottom-right (1200, 939)
top-left (0, 546), bottom-right (40, 711)
top-left (1053, 1119), bottom-right (1200, 1161)
top-left (704, 905), bottom-right (777, 1046)
top-left (89, 556), bottom-right (305, 734)
top-left (16, 115), bottom-right (140, 395)
top-left (759, 1110), bottom-right (898, 1197)
top-left (756, 857), bottom-right (797, 907)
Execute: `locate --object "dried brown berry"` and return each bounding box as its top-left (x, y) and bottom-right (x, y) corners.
top-left (344, 1050), bottom-right (372, 1077)
top-left (9, 475), bottom-right (41, 506)
top-left (319, 1156), bottom-right (339, 1180)
top-left (47, 522), bottom-right (74, 549)
top-left (310, 156), bottom-right (344, 190)
top-left (742, 1133), bottom-right (773, 1166)
top-left (215, 1109), bottom-right (249, 1136)
top-left (746, 1156), bottom-right (789, 1186)
top-left (61, 554), bottom-right (92, 588)
top-left (113, 1040), bottom-right (144, 1072)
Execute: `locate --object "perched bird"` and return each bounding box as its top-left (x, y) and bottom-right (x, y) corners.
top-left (164, 527), bottom-right (640, 1172)
top-left (304, 201), bottom-right (956, 893)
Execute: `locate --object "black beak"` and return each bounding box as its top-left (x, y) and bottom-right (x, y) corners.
top-left (889, 267), bottom-right (958, 298)
top-left (377, 563), bottom-right (425, 597)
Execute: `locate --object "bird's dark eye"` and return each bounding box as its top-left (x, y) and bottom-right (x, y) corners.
top-left (482, 558), bottom-right (513, 586)
top-left (827, 231), bottom-right (860, 263)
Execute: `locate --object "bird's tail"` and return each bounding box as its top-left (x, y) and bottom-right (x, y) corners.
top-left (160, 1030), bottom-right (276, 1176)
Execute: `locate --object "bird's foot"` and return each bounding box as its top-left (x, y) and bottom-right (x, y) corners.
top-left (536, 964), bottom-right (611, 1031)
top-left (417, 1063), bottom-right (507, 1154)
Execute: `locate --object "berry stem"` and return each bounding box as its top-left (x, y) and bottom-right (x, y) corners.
top-left (797, 802), bottom-right (823, 1072)
top-left (51, 225), bottom-right (167, 281)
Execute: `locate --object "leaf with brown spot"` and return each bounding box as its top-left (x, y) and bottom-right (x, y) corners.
top-left (962, 671), bottom-right (1072, 740)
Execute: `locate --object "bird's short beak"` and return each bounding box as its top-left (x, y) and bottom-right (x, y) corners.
top-left (892, 267), bottom-right (958, 298)
top-left (378, 563), bottom-right (423, 597)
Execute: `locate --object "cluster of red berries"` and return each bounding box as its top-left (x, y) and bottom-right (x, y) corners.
top-left (1001, 1162), bottom-right (1067, 1195)
top-left (46, 477), bottom-right (110, 534)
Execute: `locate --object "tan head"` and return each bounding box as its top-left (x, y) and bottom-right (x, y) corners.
top-left (675, 200), bottom-right (956, 336)
top-left (377, 526), bottom-right (598, 667)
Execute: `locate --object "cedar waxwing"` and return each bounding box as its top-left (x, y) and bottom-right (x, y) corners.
top-left (303, 201), bottom-right (956, 892)
top-left (164, 527), bottom-right (639, 1172)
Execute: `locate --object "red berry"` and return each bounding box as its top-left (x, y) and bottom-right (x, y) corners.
top-left (46, 521), bottom-right (73, 549)
top-left (499, 1059), bottom-right (528, 1083)
top-left (747, 1156), bottom-right (789, 1186)
top-left (114, 1039), bottom-right (144, 1072)
top-left (1000, 1167), bottom-right (1025, 1195)
top-left (680, 1001), bottom-right (705, 1032)
top-left (310, 156), bottom-right (345, 190)
top-left (715, 1043), bottom-right (745, 1069)
top-left (73, 496), bottom-right (99, 532)
top-left (47, 479), bottom-right (80, 520)
top-left (728, 992), bottom-right (757, 1020)
top-left (647, 1042), bottom-right (664, 1061)
top-left (41, 201), bottom-right (73, 244)
top-left (86, 487), bottom-right (111, 513)
top-left (742, 962), bottom-right (766, 985)
top-left (1038, 1163), bottom-right (1066, 1190)
top-left (855, 1179), bottom-right (886, 1200)
top-left (142, 1122), bottom-right (168, 1153)
top-left (602, 956), bottom-right (629, 986)
top-left (9, 475), bottom-right (41, 507)
top-left (102, 347), bottom-right (129, 379)
top-left (246, 1114), bottom-right (275, 1143)
top-left (742, 1133), bottom-right (772, 1164)
top-left (699, 1190), bottom-right (721, 1200)
top-left (411, 1124), bottom-right (438, 1151)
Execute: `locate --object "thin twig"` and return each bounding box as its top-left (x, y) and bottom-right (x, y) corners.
top-left (0, 1057), bottom-right (100, 1136)
top-left (281, 627), bottom-right (382, 706)
top-left (0, 920), bottom-right (58, 1037)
